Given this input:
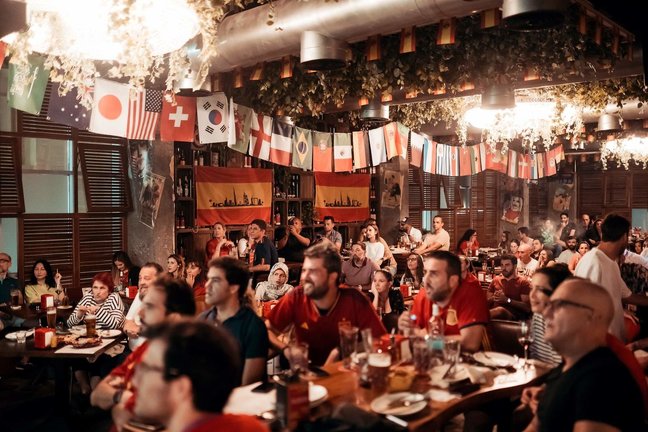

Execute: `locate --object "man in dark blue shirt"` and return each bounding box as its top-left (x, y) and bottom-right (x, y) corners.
top-left (0, 252), bottom-right (19, 304)
top-left (247, 219), bottom-right (278, 273)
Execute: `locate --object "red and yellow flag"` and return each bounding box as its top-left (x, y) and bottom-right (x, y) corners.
top-left (366, 35), bottom-right (382, 61)
top-left (249, 63), bottom-right (264, 81)
top-left (280, 56), bottom-right (294, 79)
top-left (233, 68), bottom-right (244, 89)
top-left (195, 167), bottom-right (272, 226)
top-left (400, 26), bottom-right (416, 54)
top-left (480, 9), bottom-right (501, 29)
top-left (436, 18), bottom-right (457, 45)
top-left (315, 173), bottom-right (370, 223)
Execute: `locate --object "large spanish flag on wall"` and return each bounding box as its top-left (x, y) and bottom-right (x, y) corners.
top-left (314, 173), bottom-right (370, 223)
top-left (195, 167), bottom-right (272, 226)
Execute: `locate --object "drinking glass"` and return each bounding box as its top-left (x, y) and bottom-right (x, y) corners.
top-left (367, 350), bottom-right (391, 394)
top-left (46, 307), bottom-right (57, 329)
top-left (338, 324), bottom-right (359, 369)
top-left (518, 320), bottom-right (534, 369)
top-left (412, 336), bottom-right (431, 375)
top-left (285, 342), bottom-right (309, 374)
top-left (444, 339), bottom-right (461, 378)
top-left (85, 313), bottom-right (97, 338)
top-left (10, 289), bottom-right (21, 310)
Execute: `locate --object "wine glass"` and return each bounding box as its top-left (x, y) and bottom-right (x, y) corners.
top-left (518, 320), bottom-right (534, 369)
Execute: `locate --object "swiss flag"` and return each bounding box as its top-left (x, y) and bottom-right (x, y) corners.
top-left (89, 78), bottom-right (129, 137)
top-left (160, 95), bottom-right (196, 142)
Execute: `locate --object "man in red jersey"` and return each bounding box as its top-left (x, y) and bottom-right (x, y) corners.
top-left (267, 242), bottom-right (386, 366)
top-left (133, 320), bottom-right (268, 432)
top-left (398, 251), bottom-right (488, 352)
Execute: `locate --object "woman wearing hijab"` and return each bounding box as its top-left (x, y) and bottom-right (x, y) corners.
top-left (254, 262), bottom-right (294, 302)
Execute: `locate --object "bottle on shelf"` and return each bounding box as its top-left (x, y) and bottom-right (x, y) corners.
top-left (183, 177), bottom-right (189, 197)
top-left (198, 151), bottom-right (204, 166)
top-left (193, 150), bottom-right (199, 166)
top-left (178, 149), bottom-right (185, 165)
top-left (178, 210), bottom-right (185, 229)
top-left (274, 206), bottom-right (282, 226)
top-left (176, 177), bottom-right (183, 197)
top-left (178, 238), bottom-right (185, 257)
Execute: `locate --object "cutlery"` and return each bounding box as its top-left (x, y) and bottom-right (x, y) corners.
top-left (442, 359), bottom-right (457, 379)
top-left (385, 393), bottom-right (427, 410)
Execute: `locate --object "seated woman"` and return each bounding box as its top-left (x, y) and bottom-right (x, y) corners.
top-left (368, 270), bottom-right (405, 333)
top-left (568, 241), bottom-right (590, 273)
top-left (255, 262), bottom-right (294, 302)
top-left (205, 222), bottom-right (237, 263)
top-left (364, 224), bottom-right (397, 275)
top-left (24, 259), bottom-right (65, 305)
top-left (167, 254), bottom-right (185, 279)
top-left (185, 260), bottom-right (207, 314)
top-left (497, 231), bottom-right (510, 254)
top-left (400, 253), bottom-right (424, 290)
top-left (509, 239), bottom-right (520, 256)
top-left (537, 248), bottom-right (556, 269)
top-left (341, 242), bottom-right (380, 291)
top-left (111, 250), bottom-right (140, 289)
top-left (67, 272), bottom-right (125, 394)
top-left (456, 229), bottom-right (480, 256)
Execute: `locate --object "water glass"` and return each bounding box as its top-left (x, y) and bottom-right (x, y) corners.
top-left (285, 342), bottom-right (309, 374)
top-left (444, 339), bottom-right (461, 365)
top-left (338, 325), bottom-right (359, 369)
top-left (412, 336), bottom-right (431, 374)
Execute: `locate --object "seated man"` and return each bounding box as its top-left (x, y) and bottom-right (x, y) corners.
top-left (0, 252), bottom-right (23, 328)
top-left (200, 257), bottom-right (268, 385)
top-left (321, 215), bottom-right (343, 251)
top-left (414, 216), bottom-right (450, 254)
top-left (487, 254), bottom-right (531, 320)
top-left (247, 219), bottom-right (278, 273)
top-left (91, 276), bottom-right (196, 430)
top-left (277, 217), bottom-right (311, 262)
top-left (398, 217), bottom-right (422, 247)
top-left (517, 243), bottom-right (539, 277)
top-left (398, 251), bottom-right (489, 353)
top-left (524, 279), bottom-right (644, 431)
top-left (133, 321), bottom-right (268, 432)
top-left (555, 236), bottom-right (578, 264)
top-left (267, 243), bottom-right (386, 366)
top-left (340, 242), bottom-right (380, 291)
top-left (123, 263), bottom-right (164, 352)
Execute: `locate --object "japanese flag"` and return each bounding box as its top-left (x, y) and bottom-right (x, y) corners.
top-left (89, 79), bottom-right (129, 137)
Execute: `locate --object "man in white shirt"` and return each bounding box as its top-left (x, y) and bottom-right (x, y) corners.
top-left (516, 243), bottom-right (539, 277)
top-left (574, 214), bottom-right (645, 342)
top-left (399, 217), bottom-right (422, 246)
top-left (415, 216), bottom-right (450, 254)
top-left (556, 236), bottom-right (578, 264)
top-left (123, 262), bottom-right (163, 351)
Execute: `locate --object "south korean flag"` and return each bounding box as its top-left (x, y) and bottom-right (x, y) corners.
top-left (197, 93), bottom-right (229, 144)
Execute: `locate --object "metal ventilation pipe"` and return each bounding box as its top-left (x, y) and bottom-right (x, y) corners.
top-left (502, 0), bottom-right (569, 31)
top-left (360, 99), bottom-right (390, 122)
top-left (300, 31), bottom-right (349, 71)
top-left (212, 0), bottom-right (502, 72)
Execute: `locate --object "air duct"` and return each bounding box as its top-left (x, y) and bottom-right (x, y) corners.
top-left (597, 113), bottom-right (622, 133)
top-left (177, 38), bottom-right (212, 95)
top-left (502, 0), bottom-right (569, 31)
top-left (360, 99), bottom-right (390, 122)
top-left (300, 31), bottom-right (349, 71)
top-left (481, 85), bottom-right (516, 109)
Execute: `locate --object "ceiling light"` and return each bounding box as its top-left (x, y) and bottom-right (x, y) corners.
top-left (502, 0), bottom-right (569, 31)
top-left (597, 113), bottom-right (622, 134)
top-left (360, 98), bottom-right (390, 123)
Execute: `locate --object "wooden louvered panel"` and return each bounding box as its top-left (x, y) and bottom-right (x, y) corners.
top-left (18, 82), bottom-right (73, 139)
top-left (78, 142), bottom-right (132, 212)
top-left (22, 217), bottom-right (74, 291)
top-left (455, 210), bottom-right (471, 250)
top-left (632, 172), bottom-right (648, 208)
top-left (483, 172), bottom-right (500, 248)
top-left (76, 129), bottom-right (124, 143)
top-left (422, 173), bottom-right (439, 210)
top-left (0, 137), bottom-right (24, 213)
top-left (604, 173), bottom-right (630, 208)
top-left (78, 216), bottom-right (125, 289)
top-left (578, 167), bottom-right (603, 217)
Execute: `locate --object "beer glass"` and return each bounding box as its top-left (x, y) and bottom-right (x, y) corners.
top-left (10, 289), bottom-right (21, 310)
top-left (46, 307), bottom-right (57, 329)
top-left (367, 351), bottom-right (391, 394)
top-left (85, 313), bottom-right (97, 337)
top-left (338, 324), bottom-right (359, 369)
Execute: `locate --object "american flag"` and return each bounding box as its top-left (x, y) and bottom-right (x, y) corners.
top-left (126, 89), bottom-right (162, 140)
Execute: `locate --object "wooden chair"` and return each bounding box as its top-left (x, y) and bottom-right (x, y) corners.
top-left (485, 319), bottom-right (524, 357)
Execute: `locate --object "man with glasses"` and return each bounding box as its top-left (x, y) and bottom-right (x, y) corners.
top-left (0, 252), bottom-right (21, 330)
top-left (132, 320), bottom-right (267, 432)
top-left (523, 278), bottom-right (644, 431)
top-left (247, 219), bottom-right (278, 273)
top-left (91, 276), bottom-right (196, 430)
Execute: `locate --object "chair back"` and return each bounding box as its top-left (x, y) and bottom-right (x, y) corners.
top-left (486, 319), bottom-right (524, 356)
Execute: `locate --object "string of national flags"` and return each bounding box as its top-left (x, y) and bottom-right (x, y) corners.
top-left (6, 66), bottom-right (563, 179)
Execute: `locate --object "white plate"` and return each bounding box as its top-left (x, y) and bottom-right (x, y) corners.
top-left (371, 392), bottom-right (427, 416)
top-left (98, 329), bottom-right (122, 338)
top-left (57, 305), bottom-right (73, 310)
top-left (68, 325), bottom-right (87, 336)
top-left (473, 351), bottom-right (517, 368)
top-left (4, 329), bottom-right (35, 341)
top-left (309, 383), bottom-right (328, 407)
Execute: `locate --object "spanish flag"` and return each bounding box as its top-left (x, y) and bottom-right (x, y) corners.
top-left (400, 26), bottom-right (416, 54)
top-left (480, 9), bottom-right (501, 29)
top-left (195, 167), bottom-right (272, 226)
top-left (315, 173), bottom-right (370, 223)
top-left (280, 56), bottom-right (294, 79)
top-left (436, 18), bottom-right (456, 45)
top-left (249, 63), bottom-right (264, 81)
top-left (233, 68), bottom-right (244, 89)
top-left (366, 35), bottom-right (381, 61)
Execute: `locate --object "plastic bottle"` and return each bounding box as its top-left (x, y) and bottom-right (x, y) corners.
top-left (427, 304), bottom-right (445, 365)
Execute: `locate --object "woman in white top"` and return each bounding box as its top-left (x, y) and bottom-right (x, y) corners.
top-left (364, 224), bottom-right (385, 264)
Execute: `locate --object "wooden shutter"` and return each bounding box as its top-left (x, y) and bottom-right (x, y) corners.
top-left (578, 166), bottom-right (603, 217)
top-left (78, 216), bottom-right (125, 289)
top-left (632, 172), bottom-right (648, 208)
top-left (0, 136), bottom-right (24, 214)
top-left (78, 141), bottom-right (132, 212)
top-left (604, 171), bottom-right (630, 208)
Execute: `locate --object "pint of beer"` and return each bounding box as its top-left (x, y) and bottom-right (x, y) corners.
top-left (85, 313), bottom-right (97, 337)
top-left (46, 307), bottom-right (57, 329)
top-left (10, 289), bottom-right (21, 310)
top-left (368, 352), bottom-right (391, 394)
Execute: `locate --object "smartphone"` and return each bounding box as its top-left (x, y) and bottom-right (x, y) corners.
top-left (251, 381), bottom-right (275, 393)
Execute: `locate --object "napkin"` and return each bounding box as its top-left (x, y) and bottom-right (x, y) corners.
top-left (429, 363), bottom-right (497, 388)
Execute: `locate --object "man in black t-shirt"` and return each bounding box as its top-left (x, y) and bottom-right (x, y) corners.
top-left (247, 219), bottom-right (278, 272)
top-left (277, 217), bottom-right (311, 262)
top-left (523, 279), bottom-right (644, 431)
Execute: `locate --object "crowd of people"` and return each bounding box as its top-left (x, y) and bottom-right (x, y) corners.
top-left (1, 211), bottom-right (647, 431)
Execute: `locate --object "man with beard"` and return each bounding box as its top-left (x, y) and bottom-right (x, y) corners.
top-left (123, 262), bottom-right (164, 351)
top-left (91, 276), bottom-right (196, 430)
top-left (487, 254), bottom-right (531, 320)
top-left (398, 251), bottom-right (488, 352)
top-left (340, 242), bottom-right (380, 291)
top-left (556, 236), bottom-right (578, 264)
top-left (267, 242), bottom-right (385, 366)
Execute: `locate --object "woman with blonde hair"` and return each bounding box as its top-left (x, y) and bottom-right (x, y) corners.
top-left (167, 254), bottom-right (185, 279)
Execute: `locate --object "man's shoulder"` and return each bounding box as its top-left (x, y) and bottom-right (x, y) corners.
top-left (190, 414), bottom-right (268, 432)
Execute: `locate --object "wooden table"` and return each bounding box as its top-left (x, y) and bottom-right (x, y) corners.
top-left (312, 361), bottom-right (549, 431)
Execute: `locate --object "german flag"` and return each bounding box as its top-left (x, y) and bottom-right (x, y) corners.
top-left (480, 9), bottom-right (501, 29)
top-left (315, 173), bottom-right (370, 223)
top-left (400, 26), bottom-right (416, 54)
top-left (195, 167), bottom-right (272, 226)
top-left (436, 18), bottom-right (456, 45)
top-left (366, 35), bottom-right (381, 61)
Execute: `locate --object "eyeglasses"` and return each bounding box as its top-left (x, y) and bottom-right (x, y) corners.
top-left (546, 298), bottom-right (594, 313)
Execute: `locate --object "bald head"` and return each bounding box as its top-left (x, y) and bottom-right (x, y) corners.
top-left (518, 243), bottom-right (532, 253)
top-left (556, 278), bottom-right (614, 327)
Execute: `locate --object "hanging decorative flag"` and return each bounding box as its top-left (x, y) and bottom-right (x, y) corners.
top-left (368, 127), bottom-right (387, 166)
top-left (469, 144), bottom-right (483, 174)
top-left (352, 130), bottom-right (370, 170)
top-left (484, 146), bottom-right (508, 174)
top-left (366, 35), bottom-right (381, 61)
top-left (333, 133), bottom-right (353, 172)
top-left (126, 88), bottom-right (162, 140)
top-left (409, 131), bottom-right (424, 167)
top-left (436, 143), bottom-right (449, 176)
top-left (0, 42), bottom-right (6, 69)
top-left (7, 55), bottom-right (50, 116)
top-left (292, 127), bottom-right (313, 170)
top-left (249, 113), bottom-right (272, 161)
top-left (436, 18), bottom-right (457, 45)
top-left (545, 148), bottom-right (558, 176)
top-left (422, 138), bottom-right (436, 174)
top-left (47, 84), bottom-right (91, 130)
top-left (399, 26), bottom-right (416, 54)
top-left (227, 102), bottom-right (253, 155)
top-left (312, 131), bottom-right (333, 172)
top-left (249, 63), bottom-right (264, 81)
top-left (233, 68), bottom-right (244, 88)
top-left (459, 146), bottom-right (472, 177)
top-left (160, 95), bottom-right (196, 142)
top-left (518, 153), bottom-right (532, 180)
top-left (396, 123), bottom-right (409, 160)
top-left (449, 145), bottom-right (459, 177)
top-left (383, 123), bottom-right (402, 160)
top-left (89, 78), bottom-right (130, 137)
top-left (533, 153), bottom-right (544, 179)
top-left (480, 8), bottom-right (502, 29)
top-left (507, 151), bottom-right (519, 178)
top-left (195, 167), bottom-right (272, 226)
top-left (197, 93), bottom-right (228, 144)
top-left (269, 121), bottom-right (293, 166)
top-left (314, 173), bottom-right (370, 223)
top-left (280, 56), bottom-right (294, 79)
